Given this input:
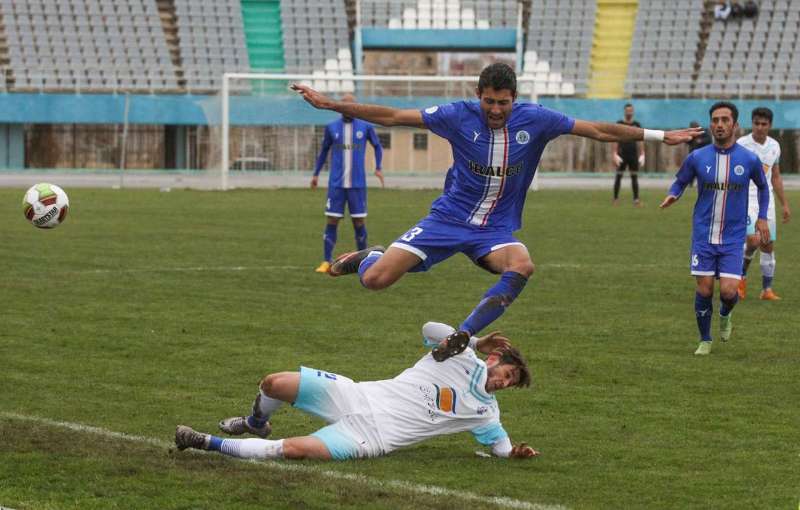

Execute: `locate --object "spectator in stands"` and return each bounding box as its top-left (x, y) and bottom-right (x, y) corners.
top-left (311, 94), bottom-right (384, 274)
top-left (611, 103), bottom-right (644, 207)
top-left (714, 0), bottom-right (732, 20)
top-left (742, 0), bottom-right (758, 18)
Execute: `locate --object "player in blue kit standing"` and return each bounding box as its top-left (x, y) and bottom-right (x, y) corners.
top-left (293, 63), bottom-right (701, 359)
top-left (660, 102), bottom-right (771, 356)
top-left (312, 93), bottom-right (384, 274)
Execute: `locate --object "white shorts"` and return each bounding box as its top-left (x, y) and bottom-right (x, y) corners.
top-left (746, 193), bottom-right (776, 242)
top-left (294, 366), bottom-right (384, 460)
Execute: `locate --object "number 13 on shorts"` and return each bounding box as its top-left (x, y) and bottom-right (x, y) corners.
top-left (401, 227), bottom-right (423, 242)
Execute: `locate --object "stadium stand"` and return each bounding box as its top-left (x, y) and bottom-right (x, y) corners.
top-left (281, 0), bottom-right (353, 92)
top-left (361, 0), bottom-right (519, 29)
top-left (697, 0), bottom-right (800, 98)
top-left (524, 0), bottom-right (595, 96)
top-left (0, 0), bottom-right (797, 98)
top-left (3, 0), bottom-right (180, 92)
top-left (174, 0), bottom-right (250, 91)
top-left (625, 0), bottom-right (702, 97)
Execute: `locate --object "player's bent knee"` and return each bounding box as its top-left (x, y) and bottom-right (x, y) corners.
top-left (260, 373), bottom-right (288, 397)
top-left (509, 260), bottom-right (535, 278)
top-left (360, 269), bottom-right (396, 290)
top-left (720, 287), bottom-right (738, 302)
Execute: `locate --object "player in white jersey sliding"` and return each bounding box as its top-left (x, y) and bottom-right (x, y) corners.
top-left (175, 324), bottom-right (538, 460)
top-left (736, 107), bottom-right (791, 300)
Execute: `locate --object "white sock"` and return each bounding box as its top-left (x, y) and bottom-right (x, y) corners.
top-left (220, 438), bottom-right (284, 459)
top-left (421, 321), bottom-right (480, 349)
top-left (422, 322), bottom-right (455, 347)
top-left (760, 251), bottom-right (775, 278)
top-left (253, 390), bottom-right (283, 420)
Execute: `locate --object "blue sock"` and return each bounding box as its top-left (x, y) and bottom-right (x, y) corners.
top-left (357, 251), bottom-right (383, 285)
top-left (762, 275), bottom-right (773, 290)
top-left (459, 272), bottom-right (528, 336)
top-left (208, 435), bottom-right (224, 451)
top-left (720, 293), bottom-right (738, 317)
top-left (247, 415), bottom-right (268, 428)
top-left (354, 224), bottom-right (367, 250)
top-left (323, 224), bottom-right (338, 262)
top-left (695, 292), bottom-right (713, 341)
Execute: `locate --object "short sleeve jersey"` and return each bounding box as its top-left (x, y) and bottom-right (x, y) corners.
top-left (357, 348), bottom-right (508, 454)
top-left (421, 101), bottom-right (574, 231)
top-left (737, 133), bottom-right (779, 199)
top-left (668, 143), bottom-right (768, 245)
top-left (316, 119), bottom-right (381, 188)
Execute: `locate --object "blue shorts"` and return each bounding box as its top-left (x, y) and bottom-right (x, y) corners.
top-left (690, 241), bottom-right (743, 280)
top-left (294, 366), bottom-right (383, 460)
top-left (326, 187), bottom-right (367, 218)
top-left (390, 213), bottom-right (525, 273)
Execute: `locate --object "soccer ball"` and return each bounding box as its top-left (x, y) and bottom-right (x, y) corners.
top-left (22, 183), bottom-right (70, 229)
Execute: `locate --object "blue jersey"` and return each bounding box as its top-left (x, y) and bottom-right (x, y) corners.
top-left (314, 118), bottom-right (383, 189)
top-left (421, 101), bottom-right (574, 231)
top-left (668, 143), bottom-right (769, 246)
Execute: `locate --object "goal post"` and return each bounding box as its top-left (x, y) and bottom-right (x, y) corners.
top-left (217, 72), bottom-right (546, 191)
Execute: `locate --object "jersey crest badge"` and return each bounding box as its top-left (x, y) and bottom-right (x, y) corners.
top-left (734, 165), bottom-right (745, 176)
top-left (515, 130), bottom-right (530, 145)
top-left (356, 131), bottom-right (364, 139)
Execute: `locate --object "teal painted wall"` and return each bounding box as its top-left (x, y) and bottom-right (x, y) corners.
top-left (360, 28), bottom-right (517, 50)
top-left (0, 124), bottom-right (25, 169)
top-left (0, 93), bottom-right (799, 129)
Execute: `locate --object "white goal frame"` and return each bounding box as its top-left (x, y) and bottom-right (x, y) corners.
top-left (220, 72), bottom-right (542, 190)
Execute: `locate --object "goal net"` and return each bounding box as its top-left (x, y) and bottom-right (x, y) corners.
top-left (208, 73), bottom-right (542, 190)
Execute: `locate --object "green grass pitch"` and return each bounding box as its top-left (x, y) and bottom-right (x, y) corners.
top-left (1, 187), bottom-right (798, 509)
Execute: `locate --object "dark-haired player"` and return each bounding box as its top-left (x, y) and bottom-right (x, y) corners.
top-left (660, 102), bottom-right (770, 355)
top-left (611, 103), bottom-right (645, 206)
top-left (736, 107), bottom-right (791, 300)
top-left (293, 63), bottom-right (702, 357)
top-left (175, 324), bottom-right (536, 461)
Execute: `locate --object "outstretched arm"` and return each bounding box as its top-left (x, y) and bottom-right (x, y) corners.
top-left (292, 84), bottom-right (426, 128)
top-left (571, 120), bottom-right (704, 145)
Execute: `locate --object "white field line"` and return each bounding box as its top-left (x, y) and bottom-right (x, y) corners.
top-left (1, 412), bottom-right (567, 510)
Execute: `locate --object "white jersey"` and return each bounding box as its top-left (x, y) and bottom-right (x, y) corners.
top-left (737, 133), bottom-right (779, 199)
top-left (357, 348), bottom-right (507, 454)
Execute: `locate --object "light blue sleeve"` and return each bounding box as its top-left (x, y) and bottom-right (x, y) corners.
top-left (471, 421), bottom-right (508, 446)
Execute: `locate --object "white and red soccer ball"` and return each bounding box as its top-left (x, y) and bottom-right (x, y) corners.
top-left (22, 183), bottom-right (69, 228)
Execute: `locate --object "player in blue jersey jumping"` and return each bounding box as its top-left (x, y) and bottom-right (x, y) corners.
top-left (311, 94), bottom-right (384, 274)
top-left (293, 63), bottom-right (701, 359)
top-left (660, 102), bottom-right (771, 356)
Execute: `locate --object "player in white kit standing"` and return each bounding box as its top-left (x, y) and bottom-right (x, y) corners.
top-left (736, 107), bottom-right (791, 300)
